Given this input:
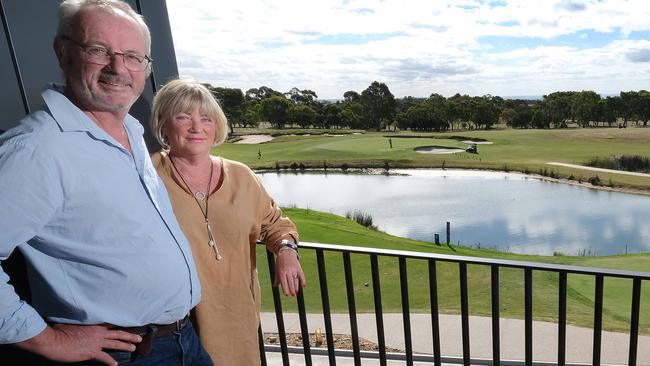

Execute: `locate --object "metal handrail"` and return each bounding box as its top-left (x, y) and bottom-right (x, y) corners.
top-left (259, 241), bottom-right (650, 366)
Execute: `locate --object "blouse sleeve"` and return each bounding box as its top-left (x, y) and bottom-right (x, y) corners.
top-left (253, 174), bottom-right (299, 254)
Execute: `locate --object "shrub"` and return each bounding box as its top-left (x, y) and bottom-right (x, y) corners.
top-left (345, 210), bottom-right (376, 229)
top-left (588, 175), bottom-right (601, 186)
top-left (586, 154), bottom-right (650, 173)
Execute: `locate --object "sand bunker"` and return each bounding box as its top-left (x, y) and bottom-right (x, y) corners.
top-left (415, 146), bottom-right (465, 154)
top-left (234, 134), bottom-right (274, 144)
top-left (462, 140), bottom-right (493, 145)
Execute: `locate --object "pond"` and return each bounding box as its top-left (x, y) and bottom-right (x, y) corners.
top-left (256, 169), bottom-right (650, 256)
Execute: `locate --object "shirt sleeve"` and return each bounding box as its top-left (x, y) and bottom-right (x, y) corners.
top-left (0, 139), bottom-right (62, 343)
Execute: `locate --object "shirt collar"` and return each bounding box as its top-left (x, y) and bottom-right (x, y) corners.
top-left (41, 83), bottom-right (144, 138)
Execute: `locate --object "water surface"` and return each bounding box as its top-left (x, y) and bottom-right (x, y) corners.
top-left (257, 169), bottom-right (650, 255)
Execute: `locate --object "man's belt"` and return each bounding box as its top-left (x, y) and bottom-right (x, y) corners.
top-left (111, 316), bottom-right (189, 357)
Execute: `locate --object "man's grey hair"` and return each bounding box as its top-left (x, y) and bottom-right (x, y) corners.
top-left (56, 0), bottom-right (151, 54)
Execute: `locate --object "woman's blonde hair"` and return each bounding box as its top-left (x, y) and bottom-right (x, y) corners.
top-left (150, 78), bottom-right (229, 149)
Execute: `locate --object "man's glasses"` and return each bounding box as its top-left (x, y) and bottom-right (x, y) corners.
top-left (61, 36), bottom-right (153, 72)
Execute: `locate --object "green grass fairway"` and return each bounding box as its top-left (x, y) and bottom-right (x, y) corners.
top-left (227, 128), bottom-right (650, 333)
top-left (216, 128), bottom-right (650, 191)
top-left (257, 208), bottom-right (650, 334)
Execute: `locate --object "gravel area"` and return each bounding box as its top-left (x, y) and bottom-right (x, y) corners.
top-left (264, 332), bottom-right (403, 352)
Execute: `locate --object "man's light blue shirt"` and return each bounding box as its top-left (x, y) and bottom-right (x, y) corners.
top-left (0, 86), bottom-right (201, 343)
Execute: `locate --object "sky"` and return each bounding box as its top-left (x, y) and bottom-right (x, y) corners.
top-left (166, 0), bottom-right (650, 100)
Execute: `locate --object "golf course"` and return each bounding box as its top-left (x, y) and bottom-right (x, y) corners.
top-left (213, 127), bottom-right (650, 334)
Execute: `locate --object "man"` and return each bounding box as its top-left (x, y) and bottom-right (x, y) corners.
top-left (0, 1), bottom-right (211, 365)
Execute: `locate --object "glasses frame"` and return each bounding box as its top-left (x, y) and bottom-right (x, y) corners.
top-left (61, 35), bottom-right (153, 72)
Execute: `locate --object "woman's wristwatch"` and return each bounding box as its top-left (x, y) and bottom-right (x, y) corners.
top-left (278, 239), bottom-right (299, 254)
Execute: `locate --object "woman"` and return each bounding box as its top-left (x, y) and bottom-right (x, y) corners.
top-left (150, 78), bottom-right (306, 365)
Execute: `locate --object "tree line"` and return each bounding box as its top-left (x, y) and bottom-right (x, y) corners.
top-left (202, 82), bottom-right (650, 132)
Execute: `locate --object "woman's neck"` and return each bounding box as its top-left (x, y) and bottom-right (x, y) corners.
top-left (168, 152), bottom-right (211, 170)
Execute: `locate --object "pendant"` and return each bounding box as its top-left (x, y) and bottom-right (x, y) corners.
top-left (206, 223), bottom-right (223, 261)
top-left (194, 191), bottom-right (206, 200)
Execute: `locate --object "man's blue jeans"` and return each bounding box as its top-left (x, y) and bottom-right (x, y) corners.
top-left (106, 320), bottom-right (213, 366)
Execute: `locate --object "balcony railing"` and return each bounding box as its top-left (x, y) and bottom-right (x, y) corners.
top-left (258, 241), bottom-right (650, 366)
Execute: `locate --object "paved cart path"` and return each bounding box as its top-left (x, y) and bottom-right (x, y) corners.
top-left (261, 313), bottom-right (650, 365)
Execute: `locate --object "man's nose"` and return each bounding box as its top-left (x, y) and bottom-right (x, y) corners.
top-left (106, 53), bottom-right (129, 72)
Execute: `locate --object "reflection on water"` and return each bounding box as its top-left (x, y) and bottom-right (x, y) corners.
top-left (257, 169), bottom-right (650, 255)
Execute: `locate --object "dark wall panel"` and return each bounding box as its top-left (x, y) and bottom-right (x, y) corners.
top-left (2, 0), bottom-right (62, 116)
top-left (0, 1), bottom-right (37, 131)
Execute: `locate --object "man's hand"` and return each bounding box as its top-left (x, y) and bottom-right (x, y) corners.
top-left (274, 249), bottom-right (307, 296)
top-left (16, 323), bottom-right (142, 366)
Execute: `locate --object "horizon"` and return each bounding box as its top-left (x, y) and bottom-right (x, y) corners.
top-left (167, 0), bottom-right (650, 99)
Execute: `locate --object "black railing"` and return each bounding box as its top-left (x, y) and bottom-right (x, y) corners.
top-left (259, 241), bottom-right (650, 366)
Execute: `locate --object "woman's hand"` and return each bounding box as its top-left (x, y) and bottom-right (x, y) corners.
top-left (274, 249), bottom-right (307, 296)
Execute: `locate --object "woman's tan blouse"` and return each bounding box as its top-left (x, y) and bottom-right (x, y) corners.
top-left (152, 151), bottom-right (298, 365)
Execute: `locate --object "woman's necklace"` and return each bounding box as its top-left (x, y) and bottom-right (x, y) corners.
top-left (170, 156), bottom-right (223, 261)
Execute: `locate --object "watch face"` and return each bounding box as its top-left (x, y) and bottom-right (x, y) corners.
top-left (281, 239), bottom-right (298, 250)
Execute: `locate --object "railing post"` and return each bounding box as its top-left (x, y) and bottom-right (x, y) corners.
top-left (343, 252), bottom-right (361, 366)
top-left (428, 260), bottom-right (442, 366)
top-left (629, 278), bottom-right (641, 366)
top-left (491, 265), bottom-right (500, 366)
top-left (525, 268), bottom-right (532, 366)
top-left (399, 257), bottom-right (413, 366)
top-left (558, 271), bottom-right (567, 366)
top-left (316, 249), bottom-right (336, 365)
top-left (370, 254), bottom-right (387, 366)
top-left (266, 249), bottom-right (290, 366)
top-left (593, 275), bottom-right (604, 366)
top-left (459, 262), bottom-right (470, 366)
top-left (296, 289), bottom-right (312, 366)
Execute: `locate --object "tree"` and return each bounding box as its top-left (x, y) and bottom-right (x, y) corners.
top-left (288, 104), bottom-right (316, 128)
top-left (245, 86), bottom-right (283, 101)
top-left (340, 101), bottom-right (364, 129)
top-left (471, 96), bottom-right (500, 129)
top-left (531, 102), bottom-right (551, 128)
top-left (543, 92), bottom-right (573, 127)
top-left (360, 81), bottom-right (396, 131)
top-left (206, 86), bottom-right (244, 134)
top-left (573, 90), bottom-right (600, 127)
top-left (510, 104), bottom-right (533, 128)
top-left (636, 90), bottom-right (650, 126)
top-left (286, 87), bottom-right (318, 106)
top-left (402, 103), bottom-right (447, 131)
top-left (343, 90), bottom-right (360, 103)
top-left (241, 101), bottom-right (261, 128)
top-left (600, 96), bottom-right (622, 127)
top-left (260, 95), bottom-right (291, 128)
top-left (321, 103), bottom-right (343, 129)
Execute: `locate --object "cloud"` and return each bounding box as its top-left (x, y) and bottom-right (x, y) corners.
top-left (555, 0), bottom-right (587, 12)
top-left (351, 8), bottom-right (374, 15)
top-left (380, 59), bottom-right (479, 81)
top-left (166, 0), bottom-right (650, 98)
top-left (626, 49), bottom-right (650, 62)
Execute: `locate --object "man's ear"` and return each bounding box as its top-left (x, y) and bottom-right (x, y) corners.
top-left (53, 38), bottom-right (66, 69)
